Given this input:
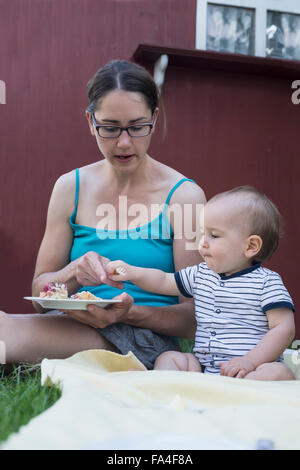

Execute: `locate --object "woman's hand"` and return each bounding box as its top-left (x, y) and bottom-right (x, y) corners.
top-left (76, 251), bottom-right (124, 289)
top-left (62, 292), bottom-right (133, 329)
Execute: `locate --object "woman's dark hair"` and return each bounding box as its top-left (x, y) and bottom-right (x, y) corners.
top-left (87, 60), bottom-right (159, 114)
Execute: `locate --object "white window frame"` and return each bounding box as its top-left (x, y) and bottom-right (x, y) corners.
top-left (196, 0), bottom-right (300, 57)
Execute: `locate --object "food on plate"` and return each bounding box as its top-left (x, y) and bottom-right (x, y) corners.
top-left (40, 282), bottom-right (68, 299)
top-left (39, 283), bottom-right (102, 302)
top-left (70, 291), bottom-right (102, 301)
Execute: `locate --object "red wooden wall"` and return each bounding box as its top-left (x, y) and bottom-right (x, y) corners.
top-left (0, 0), bottom-right (299, 337)
top-left (143, 47), bottom-right (300, 338)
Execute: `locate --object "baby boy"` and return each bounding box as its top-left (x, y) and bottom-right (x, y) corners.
top-left (106, 186), bottom-right (295, 380)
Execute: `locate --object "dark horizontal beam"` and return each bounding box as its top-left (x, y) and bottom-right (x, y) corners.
top-left (133, 43), bottom-right (300, 79)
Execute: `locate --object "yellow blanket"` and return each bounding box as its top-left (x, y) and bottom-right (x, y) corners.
top-left (2, 349), bottom-right (300, 450)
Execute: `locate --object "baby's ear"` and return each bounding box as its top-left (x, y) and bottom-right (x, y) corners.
top-left (245, 235), bottom-right (262, 259)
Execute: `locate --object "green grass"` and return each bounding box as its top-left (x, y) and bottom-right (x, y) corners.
top-left (0, 364), bottom-right (62, 445)
top-left (179, 338), bottom-right (194, 353)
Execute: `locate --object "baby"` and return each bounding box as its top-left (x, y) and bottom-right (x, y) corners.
top-left (106, 186), bottom-right (295, 380)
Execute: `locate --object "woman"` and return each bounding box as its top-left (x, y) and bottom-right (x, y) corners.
top-left (0, 60), bottom-right (205, 368)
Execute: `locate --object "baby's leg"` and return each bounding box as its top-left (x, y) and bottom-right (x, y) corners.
top-left (154, 351), bottom-right (202, 372)
top-left (244, 362), bottom-right (295, 381)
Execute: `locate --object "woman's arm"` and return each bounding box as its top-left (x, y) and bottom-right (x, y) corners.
top-left (32, 172), bottom-right (122, 312)
top-left (66, 292), bottom-right (195, 338)
top-left (32, 173), bottom-right (80, 311)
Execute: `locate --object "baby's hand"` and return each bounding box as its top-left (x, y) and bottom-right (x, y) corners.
top-left (106, 260), bottom-right (131, 282)
top-left (219, 357), bottom-right (256, 379)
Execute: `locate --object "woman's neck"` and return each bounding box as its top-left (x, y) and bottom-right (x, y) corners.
top-left (105, 154), bottom-right (154, 192)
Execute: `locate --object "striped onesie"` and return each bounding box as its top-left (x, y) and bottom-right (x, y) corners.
top-left (175, 263), bottom-right (295, 374)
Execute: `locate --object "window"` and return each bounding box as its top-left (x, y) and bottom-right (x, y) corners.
top-left (196, 0), bottom-right (300, 60)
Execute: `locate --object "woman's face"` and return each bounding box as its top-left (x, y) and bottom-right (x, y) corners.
top-left (87, 89), bottom-right (158, 172)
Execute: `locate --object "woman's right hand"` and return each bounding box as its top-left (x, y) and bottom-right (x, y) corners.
top-left (75, 251), bottom-right (125, 290)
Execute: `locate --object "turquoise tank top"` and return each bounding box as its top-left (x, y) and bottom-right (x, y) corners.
top-left (69, 168), bottom-right (195, 306)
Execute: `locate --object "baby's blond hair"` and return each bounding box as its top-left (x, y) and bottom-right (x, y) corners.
top-left (208, 186), bottom-right (282, 263)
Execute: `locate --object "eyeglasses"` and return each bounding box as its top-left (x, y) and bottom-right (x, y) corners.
top-left (91, 113), bottom-right (154, 138)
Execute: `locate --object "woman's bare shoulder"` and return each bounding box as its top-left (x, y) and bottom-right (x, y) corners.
top-left (52, 168), bottom-right (77, 200)
top-left (46, 169), bottom-right (77, 219)
top-left (54, 161), bottom-right (103, 195)
top-left (155, 161), bottom-right (206, 204)
top-left (171, 177), bottom-right (206, 205)
top-left (73, 161), bottom-right (106, 186)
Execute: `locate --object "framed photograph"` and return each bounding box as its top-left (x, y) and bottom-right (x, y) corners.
top-left (266, 11), bottom-right (300, 60)
top-left (196, 0), bottom-right (300, 60)
top-left (206, 3), bottom-right (255, 55)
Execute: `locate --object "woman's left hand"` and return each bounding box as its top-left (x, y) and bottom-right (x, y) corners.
top-left (60, 292), bottom-right (133, 329)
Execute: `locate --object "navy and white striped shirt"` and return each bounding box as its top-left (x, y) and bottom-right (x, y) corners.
top-left (175, 263), bottom-right (295, 371)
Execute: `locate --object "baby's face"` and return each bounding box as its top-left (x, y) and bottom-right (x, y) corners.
top-left (199, 197), bottom-right (252, 276)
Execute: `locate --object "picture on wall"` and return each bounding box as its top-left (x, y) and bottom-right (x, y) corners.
top-left (206, 3), bottom-right (255, 55)
top-left (266, 10), bottom-right (300, 60)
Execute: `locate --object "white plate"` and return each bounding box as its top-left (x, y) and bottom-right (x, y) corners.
top-left (24, 297), bottom-right (121, 311)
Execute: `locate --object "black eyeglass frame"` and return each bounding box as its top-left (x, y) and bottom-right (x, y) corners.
top-left (91, 113), bottom-right (155, 138)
